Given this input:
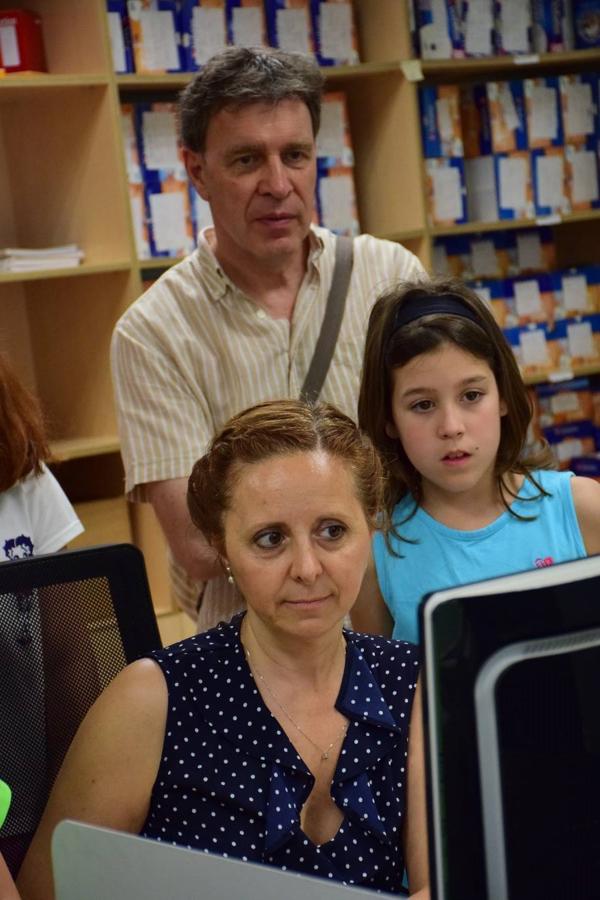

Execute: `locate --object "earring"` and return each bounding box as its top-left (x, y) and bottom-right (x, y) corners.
top-left (224, 563), bottom-right (235, 585)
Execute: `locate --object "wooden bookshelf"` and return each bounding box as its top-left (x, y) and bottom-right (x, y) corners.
top-left (2, 0), bottom-right (599, 616)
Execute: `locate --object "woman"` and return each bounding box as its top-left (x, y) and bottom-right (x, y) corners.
top-left (18, 400), bottom-right (429, 898)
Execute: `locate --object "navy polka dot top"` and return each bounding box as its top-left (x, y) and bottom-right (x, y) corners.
top-left (140, 613), bottom-right (419, 894)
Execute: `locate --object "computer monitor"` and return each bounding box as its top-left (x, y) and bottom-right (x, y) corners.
top-left (420, 554), bottom-right (600, 900)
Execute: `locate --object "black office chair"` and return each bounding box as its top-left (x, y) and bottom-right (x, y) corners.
top-left (0, 543), bottom-right (162, 877)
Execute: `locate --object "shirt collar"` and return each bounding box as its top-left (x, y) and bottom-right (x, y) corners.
top-left (194, 226), bottom-right (326, 305)
top-left (191, 615), bottom-right (407, 852)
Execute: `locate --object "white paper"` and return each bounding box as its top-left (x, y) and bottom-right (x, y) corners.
top-left (562, 274), bottom-right (588, 312)
top-left (121, 113), bottom-right (141, 178)
top-left (568, 321), bottom-right (595, 358)
top-left (140, 10), bottom-right (180, 71)
top-left (319, 2), bottom-right (354, 61)
top-left (432, 165), bottom-right (463, 222)
top-left (0, 23), bottom-right (19, 67)
top-left (276, 9), bottom-right (311, 55)
top-left (529, 85), bottom-right (558, 141)
top-left (436, 97), bottom-right (454, 142)
top-left (475, 286), bottom-right (492, 304)
top-left (465, 157), bottom-right (498, 221)
top-left (149, 192), bottom-right (187, 253)
top-left (317, 99), bottom-right (348, 161)
top-left (564, 82), bottom-right (594, 138)
top-left (517, 232), bottom-right (543, 270)
top-left (191, 193), bottom-right (213, 232)
top-left (499, 156), bottom-right (527, 211)
top-left (419, 0), bottom-right (452, 59)
top-left (571, 149), bottom-right (599, 204)
top-left (499, 0), bottom-right (530, 53)
top-left (499, 83), bottom-right (520, 131)
top-left (514, 279), bottom-right (542, 316)
top-left (537, 154), bottom-right (565, 208)
top-left (556, 438), bottom-right (583, 462)
top-left (191, 8), bottom-right (226, 65)
top-left (142, 111), bottom-right (180, 171)
top-left (520, 329), bottom-right (549, 365)
top-left (471, 240), bottom-right (498, 276)
top-left (232, 7), bottom-right (264, 48)
top-left (550, 392), bottom-right (579, 414)
top-left (130, 193), bottom-right (149, 259)
top-left (108, 12), bottom-right (127, 72)
top-left (464, 1), bottom-right (493, 55)
top-left (319, 174), bottom-right (355, 231)
top-left (432, 244), bottom-right (449, 275)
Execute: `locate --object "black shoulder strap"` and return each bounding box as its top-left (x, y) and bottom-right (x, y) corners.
top-left (300, 235), bottom-right (354, 402)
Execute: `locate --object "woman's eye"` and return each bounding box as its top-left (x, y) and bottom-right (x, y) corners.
top-left (255, 530), bottom-right (283, 549)
top-left (319, 523), bottom-right (346, 541)
top-left (463, 390), bottom-right (483, 403)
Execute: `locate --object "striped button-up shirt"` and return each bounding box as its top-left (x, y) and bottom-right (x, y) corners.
top-left (111, 225), bottom-right (425, 628)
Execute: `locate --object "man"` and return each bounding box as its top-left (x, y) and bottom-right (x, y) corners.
top-left (111, 47), bottom-right (425, 631)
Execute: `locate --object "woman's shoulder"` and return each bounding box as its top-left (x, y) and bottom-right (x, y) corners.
top-left (150, 616), bottom-right (243, 672)
top-left (345, 628), bottom-right (419, 671)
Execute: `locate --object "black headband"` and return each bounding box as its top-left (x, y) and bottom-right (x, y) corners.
top-left (385, 292), bottom-right (483, 356)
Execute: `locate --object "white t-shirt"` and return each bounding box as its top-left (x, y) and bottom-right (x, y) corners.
top-left (0, 465), bottom-right (83, 561)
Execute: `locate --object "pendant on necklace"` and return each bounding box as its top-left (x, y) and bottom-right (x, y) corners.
top-left (321, 751), bottom-right (329, 761)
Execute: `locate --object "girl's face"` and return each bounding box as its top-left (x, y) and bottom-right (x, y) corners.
top-left (387, 343), bottom-right (507, 507)
top-left (222, 450), bottom-right (372, 641)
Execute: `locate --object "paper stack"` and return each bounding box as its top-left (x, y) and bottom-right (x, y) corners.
top-left (0, 244), bottom-right (84, 272)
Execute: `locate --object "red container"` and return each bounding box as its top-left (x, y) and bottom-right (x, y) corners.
top-left (0, 10), bottom-right (47, 73)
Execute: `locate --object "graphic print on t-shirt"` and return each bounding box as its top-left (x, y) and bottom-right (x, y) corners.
top-left (3, 534), bottom-right (34, 560)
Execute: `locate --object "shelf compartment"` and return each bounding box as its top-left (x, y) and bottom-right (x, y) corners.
top-left (0, 74), bottom-right (110, 103)
top-left (0, 0), bottom-right (111, 75)
top-left (430, 209), bottom-right (600, 238)
top-left (0, 260), bottom-right (132, 284)
top-left (420, 48), bottom-right (600, 82)
top-left (0, 85), bottom-right (131, 262)
top-left (50, 436), bottom-right (121, 462)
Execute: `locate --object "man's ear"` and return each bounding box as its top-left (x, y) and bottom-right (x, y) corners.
top-left (385, 421), bottom-right (399, 439)
top-left (181, 147), bottom-right (210, 201)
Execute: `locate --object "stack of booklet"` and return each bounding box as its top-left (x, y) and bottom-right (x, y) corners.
top-left (0, 244), bottom-right (84, 272)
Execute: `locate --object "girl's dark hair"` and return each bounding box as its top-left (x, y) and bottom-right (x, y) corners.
top-left (358, 277), bottom-right (554, 527)
top-left (0, 354), bottom-right (50, 492)
top-left (188, 399), bottom-right (385, 551)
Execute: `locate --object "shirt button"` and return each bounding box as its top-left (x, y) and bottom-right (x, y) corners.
top-left (256, 309), bottom-right (267, 319)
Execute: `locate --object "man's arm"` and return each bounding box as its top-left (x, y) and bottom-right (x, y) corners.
top-left (146, 478), bottom-right (222, 584)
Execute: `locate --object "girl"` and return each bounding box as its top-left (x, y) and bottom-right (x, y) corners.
top-left (353, 278), bottom-right (600, 642)
top-left (0, 354), bottom-right (83, 559)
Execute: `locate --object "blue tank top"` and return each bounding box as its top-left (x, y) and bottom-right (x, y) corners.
top-left (372, 470), bottom-right (587, 644)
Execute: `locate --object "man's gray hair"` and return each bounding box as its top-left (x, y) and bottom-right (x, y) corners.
top-left (178, 46), bottom-right (324, 152)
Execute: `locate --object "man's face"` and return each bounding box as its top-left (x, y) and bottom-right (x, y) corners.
top-left (183, 99), bottom-right (317, 267)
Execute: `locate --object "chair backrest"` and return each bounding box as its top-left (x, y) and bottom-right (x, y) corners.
top-left (0, 543), bottom-right (162, 877)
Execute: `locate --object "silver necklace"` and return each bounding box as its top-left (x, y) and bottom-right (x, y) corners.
top-left (244, 645), bottom-right (349, 762)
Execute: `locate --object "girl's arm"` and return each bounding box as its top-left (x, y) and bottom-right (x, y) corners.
top-left (16, 659), bottom-right (167, 900)
top-left (570, 476), bottom-right (600, 556)
top-left (404, 681), bottom-right (430, 899)
top-left (351, 551), bottom-right (394, 636)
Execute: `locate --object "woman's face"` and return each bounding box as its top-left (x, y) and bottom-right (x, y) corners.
top-left (222, 450), bottom-right (372, 640)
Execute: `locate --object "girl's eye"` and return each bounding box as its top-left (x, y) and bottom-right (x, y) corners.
top-left (319, 522), bottom-right (346, 541)
top-left (463, 390), bottom-right (483, 403)
top-left (254, 530), bottom-right (283, 549)
top-left (410, 399), bottom-right (434, 412)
